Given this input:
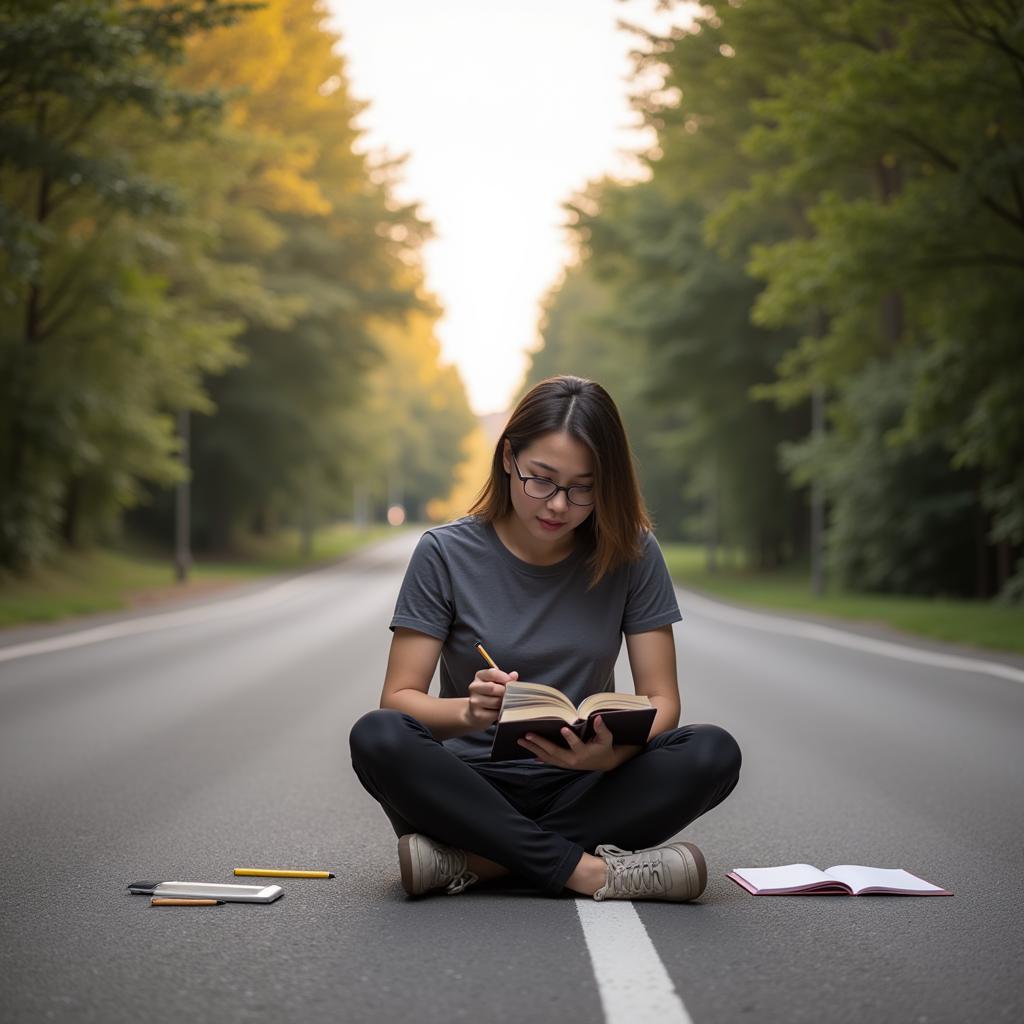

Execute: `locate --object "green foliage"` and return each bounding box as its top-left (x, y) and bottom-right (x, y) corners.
top-left (164, 0), bottom-right (453, 547)
top-left (0, 0), bottom-right (257, 568)
top-left (528, 170), bottom-right (805, 560)
top-left (781, 351), bottom-right (982, 595)
top-left (2, 0), bottom-right (473, 567)
top-left (338, 308), bottom-right (477, 524)
top-left (701, 0), bottom-right (1024, 595)
top-left (522, 259), bottom-right (697, 540)
top-left (551, 0), bottom-right (1024, 598)
top-left (522, 0), bottom-right (1023, 596)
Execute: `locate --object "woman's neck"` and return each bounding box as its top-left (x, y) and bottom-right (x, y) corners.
top-left (492, 514), bottom-right (575, 566)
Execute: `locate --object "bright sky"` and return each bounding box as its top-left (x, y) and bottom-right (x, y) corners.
top-left (324, 0), bottom-right (690, 416)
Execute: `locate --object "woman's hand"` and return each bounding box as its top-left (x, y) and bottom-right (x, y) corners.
top-left (517, 716), bottom-right (641, 772)
top-left (463, 668), bottom-right (519, 730)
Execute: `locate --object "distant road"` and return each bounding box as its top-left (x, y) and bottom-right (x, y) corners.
top-left (1, 531), bottom-right (1021, 1023)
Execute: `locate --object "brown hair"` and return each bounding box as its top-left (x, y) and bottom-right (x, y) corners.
top-left (468, 375), bottom-right (652, 588)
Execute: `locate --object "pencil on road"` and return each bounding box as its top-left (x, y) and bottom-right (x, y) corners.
top-left (233, 868), bottom-right (335, 879)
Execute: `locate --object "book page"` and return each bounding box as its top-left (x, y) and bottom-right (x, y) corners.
top-left (577, 692), bottom-right (652, 718)
top-left (498, 705), bottom-right (579, 725)
top-left (500, 681), bottom-right (576, 714)
top-left (730, 864), bottom-right (848, 894)
top-left (824, 865), bottom-right (947, 894)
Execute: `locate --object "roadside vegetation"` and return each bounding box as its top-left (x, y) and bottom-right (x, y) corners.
top-left (3, 2), bottom-right (1021, 645)
top-left (525, 0), bottom-right (1024, 607)
top-left (663, 544), bottom-right (1024, 656)
top-left (0, 524), bottom-right (396, 628)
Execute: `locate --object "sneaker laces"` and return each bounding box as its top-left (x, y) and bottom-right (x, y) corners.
top-left (445, 871), bottom-right (478, 895)
top-left (595, 845), bottom-right (669, 900)
top-left (431, 844), bottom-right (479, 895)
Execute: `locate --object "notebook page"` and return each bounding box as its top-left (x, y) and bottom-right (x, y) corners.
top-left (824, 865), bottom-right (945, 894)
top-left (731, 864), bottom-right (838, 892)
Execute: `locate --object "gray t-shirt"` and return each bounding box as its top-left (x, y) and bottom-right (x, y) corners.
top-left (389, 515), bottom-right (681, 763)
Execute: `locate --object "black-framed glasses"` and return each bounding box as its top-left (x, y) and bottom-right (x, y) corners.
top-left (510, 449), bottom-right (594, 507)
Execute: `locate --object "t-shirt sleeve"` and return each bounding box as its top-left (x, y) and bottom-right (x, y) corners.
top-left (621, 530), bottom-right (682, 635)
top-left (389, 531), bottom-right (454, 641)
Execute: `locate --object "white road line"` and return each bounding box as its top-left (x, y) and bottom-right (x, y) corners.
top-left (677, 587), bottom-right (1024, 686)
top-left (575, 899), bottom-right (694, 1024)
top-left (0, 563), bottom-right (346, 665)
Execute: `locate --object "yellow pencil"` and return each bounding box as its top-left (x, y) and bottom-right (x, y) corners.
top-left (233, 868), bottom-right (335, 879)
top-left (474, 639), bottom-right (500, 672)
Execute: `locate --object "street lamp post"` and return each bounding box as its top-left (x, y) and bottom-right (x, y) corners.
top-left (810, 384), bottom-right (825, 597)
top-left (174, 409), bottom-right (191, 583)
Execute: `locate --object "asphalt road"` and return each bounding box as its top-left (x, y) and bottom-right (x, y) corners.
top-left (1, 530), bottom-right (1022, 1023)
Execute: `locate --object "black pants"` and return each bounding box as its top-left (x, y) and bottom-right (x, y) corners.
top-left (349, 709), bottom-right (741, 895)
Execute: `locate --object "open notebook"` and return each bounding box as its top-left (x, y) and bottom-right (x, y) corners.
top-left (727, 863), bottom-right (952, 896)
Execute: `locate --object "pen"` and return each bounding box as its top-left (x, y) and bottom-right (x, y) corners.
top-left (151, 898), bottom-right (224, 906)
top-left (233, 868), bottom-right (335, 879)
top-left (474, 639), bottom-right (501, 672)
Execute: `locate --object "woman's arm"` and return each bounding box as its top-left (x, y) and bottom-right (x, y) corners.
top-left (380, 627), bottom-right (517, 740)
top-left (624, 623), bottom-right (681, 739)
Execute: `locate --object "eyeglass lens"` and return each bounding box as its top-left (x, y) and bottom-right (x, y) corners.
top-left (522, 478), bottom-right (593, 506)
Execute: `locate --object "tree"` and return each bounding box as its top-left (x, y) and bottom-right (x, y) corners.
top-left (521, 258), bottom-right (696, 541)
top-left (135, 0), bottom-right (441, 548)
top-left (612, 0), bottom-right (1024, 596)
top-left (568, 177), bottom-right (806, 561)
top-left (347, 303), bottom-right (477, 523)
top-left (0, 0), bottom-right (257, 568)
top-left (709, 0), bottom-right (1024, 596)
top-left (781, 349), bottom-right (983, 595)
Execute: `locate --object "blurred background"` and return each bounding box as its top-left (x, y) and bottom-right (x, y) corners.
top-left (1, 0), bottom-right (1022, 650)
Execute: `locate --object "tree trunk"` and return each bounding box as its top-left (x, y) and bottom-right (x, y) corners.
top-left (974, 484), bottom-right (990, 599)
top-left (875, 158), bottom-right (905, 350)
top-left (174, 410), bottom-right (191, 583)
top-left (2, 104), bottom-right (52, 569)
top-left (705, 454), bottom-right (720, 573)
top-left (61, 475), bottom-right (82, 548)
top-left (996, 540), bottom-right (1011, 592)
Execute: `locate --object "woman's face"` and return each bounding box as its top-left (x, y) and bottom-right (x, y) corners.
top-left (501, 431), bottom-right (595, 543)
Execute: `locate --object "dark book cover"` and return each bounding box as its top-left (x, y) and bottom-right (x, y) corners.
top-left (489, 707), bottom-right (656, 762)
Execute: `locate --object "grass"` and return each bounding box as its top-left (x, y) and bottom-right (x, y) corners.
top-left (0, 523), bottom-right (398, 629)
top-left (661, 543), bottom-right (1024, 656)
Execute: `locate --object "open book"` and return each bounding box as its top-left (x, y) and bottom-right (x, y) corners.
top-left (490, 681), bottom-right (655, 761)
top-left (727, 864), bottom-right (952, 896)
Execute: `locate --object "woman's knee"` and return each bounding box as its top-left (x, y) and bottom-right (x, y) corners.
top-left (688, 723), bottom-right (742, 785)
top-left (348, 708), bottom-right (423, 766)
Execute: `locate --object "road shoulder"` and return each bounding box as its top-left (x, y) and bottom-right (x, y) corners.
top-left (675, 584), bottom-right (1024, 673)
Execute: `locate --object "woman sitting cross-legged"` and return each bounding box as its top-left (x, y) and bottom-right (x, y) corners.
top-left (349, 375), bottom-right (741, 901)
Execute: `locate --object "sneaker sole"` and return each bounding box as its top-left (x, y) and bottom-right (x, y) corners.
top-left (678, 841), bottom-right (707, 899)
top-left (397, 834), bottom-right (421, 897)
